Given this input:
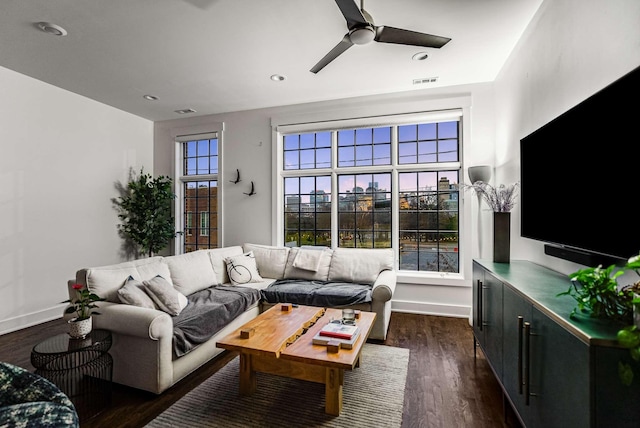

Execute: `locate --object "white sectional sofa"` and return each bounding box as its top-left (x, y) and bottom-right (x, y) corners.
top-left (65, 244), bottom-right (396, 394)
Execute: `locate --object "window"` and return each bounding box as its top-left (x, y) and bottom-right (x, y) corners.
top-left (177, 132), bottom-right (220, 252)
top-left (277, 112), bottom-right (461, 273)
top-left (200, 211), bottom-right (210, 236)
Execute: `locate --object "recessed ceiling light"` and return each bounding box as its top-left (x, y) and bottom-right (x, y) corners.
top-left (412, 52), bottom-right (429, 61)
top-left (175, 108), bottom-right (196, 114)
top-left (143, 95), bottom-right (158, 101)
top-left (36, 22), bottom-right (68, 36)
top-left (270, 74), bottom-right (286, 81)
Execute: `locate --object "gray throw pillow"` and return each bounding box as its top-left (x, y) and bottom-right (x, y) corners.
top-left (117, 276), bottom-right (157, 309)
top-left (143, 275), bottom-right (188, 316)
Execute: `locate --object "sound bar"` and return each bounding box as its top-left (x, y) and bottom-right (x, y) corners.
top-left (544, 244), bottom-right (623, 267)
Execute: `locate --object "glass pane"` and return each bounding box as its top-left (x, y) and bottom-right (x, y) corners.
top-left (418, 123), bottom-right (437, 140)
top-left (185, 141), bottom-right (197, 157)
top-left (197, 157), bottom-right (208, 174)
top-left (299, 149), bottom-right (315, 169)
top-left (300, 133), bottom-right (315, 149)
top-left (438, 121), bottom-right (458, 138)
top-left (399, 211), bottom-right (417, 230)
top-left (398, 142), bottom-right (416, 164)
top-left (284, 134), bottom-right (299, 150)
top-left (316, 148), bottom-right (331, 168)
top-left (284, 151), bottom-right (299, 170)
top-left (373, 144), bottom-right (390, 165)
top-left (338, 130), bottom-right (354, 146)
top-left (355, 128), bottom-right (372, 145)
top-left (338, 147), bottom-right (354, 167)
top-left (284, 177), bottom-right (299, 194)
top-left (439, 139), bottom-right (458, 162)
top-left (197, 139), bottom-right (209, 156)
top-left (355, 145), bottom-right (372, 166)
top-left (315, 231), bottom-right (331, 246)
top-left (316, 132), bottom-right (331, 148)
top-left (398, 124), bottom-right (416, 142)
top-left (373, 127), bottom-right (391, 143)
top-left (316, 212), bottom-right (331, 229)
top-left (210, 140), bottom-right (218, 156)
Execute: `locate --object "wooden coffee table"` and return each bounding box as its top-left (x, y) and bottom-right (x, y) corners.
top-left (217, 304), bottom-right (376, 415)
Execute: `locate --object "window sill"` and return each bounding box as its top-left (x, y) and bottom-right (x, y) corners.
top-left (396, 271), bottom-right (469, 287)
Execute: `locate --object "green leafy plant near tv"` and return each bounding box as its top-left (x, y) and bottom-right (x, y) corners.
top-left (559, 255), bottom-right (640, 385)
top-left (114, 168), bottom-right (176, 257)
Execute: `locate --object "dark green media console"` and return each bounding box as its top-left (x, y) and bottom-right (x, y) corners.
top-left (472, 259), bottom-right (640, 428)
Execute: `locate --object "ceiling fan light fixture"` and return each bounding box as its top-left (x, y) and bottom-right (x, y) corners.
top-left (349, 27), bottom-right (375, 45)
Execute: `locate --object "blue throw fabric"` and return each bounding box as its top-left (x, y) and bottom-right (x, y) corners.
top-left (261, 279), bottom-right (372, 307)
top-left (0, 362), bottom-right (79, 427)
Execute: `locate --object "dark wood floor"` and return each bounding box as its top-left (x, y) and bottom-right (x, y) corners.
top-left (0, 312), bottom-right (522, 428)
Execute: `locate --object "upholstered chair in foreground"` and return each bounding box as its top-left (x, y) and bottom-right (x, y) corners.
top-left (0, 362), bottom-right (79, 427)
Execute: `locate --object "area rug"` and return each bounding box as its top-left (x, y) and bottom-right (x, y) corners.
top-left (145, 344), bottom-right (409, 428)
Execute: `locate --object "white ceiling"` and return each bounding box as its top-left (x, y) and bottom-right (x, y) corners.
top-left (0, 0), bottom-right (542, 122)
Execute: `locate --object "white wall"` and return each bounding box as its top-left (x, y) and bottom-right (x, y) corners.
top-left (0, 66), bottom-right (153, 333)
top-left (495, 0), bottom-right (640, 276)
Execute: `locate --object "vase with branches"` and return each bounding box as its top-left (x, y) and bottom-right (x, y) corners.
top-left (462, 181), bottom-right (520, 212)
top-left (461, 180), bottom-right (519, 263)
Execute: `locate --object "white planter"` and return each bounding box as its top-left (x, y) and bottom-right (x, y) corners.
top-left (68, 316), bottom-right (92, 339)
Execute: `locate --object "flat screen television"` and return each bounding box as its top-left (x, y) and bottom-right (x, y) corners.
top-left (520, 64), bottom-right (640, 267)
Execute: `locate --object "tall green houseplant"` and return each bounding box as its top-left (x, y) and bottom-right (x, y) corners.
top-left (114, 168), bottom-right (176, 257)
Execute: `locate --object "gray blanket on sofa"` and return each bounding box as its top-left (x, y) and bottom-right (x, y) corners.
top-left (172, 285), bottom-right (261, 357)
top-left (260, 279), bottom-right (372, 308)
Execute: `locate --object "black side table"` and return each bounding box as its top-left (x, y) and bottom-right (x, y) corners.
top-left (31, 329), bottom-right (113, 422)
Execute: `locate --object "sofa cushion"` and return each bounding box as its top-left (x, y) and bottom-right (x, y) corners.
top-left (206, 246), bottom-right (244, 285)
top-left (284, 247), bottom-right (332, 281)
top-left (164, 250), bottom-right (220, 296)
top-left (143, 275), bottom-right (188, 316)
top-left (224, 252), bottom-right (264, 285)
top-left (80, 256), bottom-right (171, 303)
top-left (261, 279), bottom-right (372, 307)
top-left (242, 243), bottom-right (289, 280)
top-left (117, 276), bottom-right (157, 309)
top-left (328, 248), bottom-right (394, 285)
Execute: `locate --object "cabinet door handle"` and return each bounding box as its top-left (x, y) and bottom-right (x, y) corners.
top-left (517, 316), bottom-right (524, 395)
top-left (477, 280), bottom-right (484, 331)
top-left (524, 321), bottom-right (531, 406)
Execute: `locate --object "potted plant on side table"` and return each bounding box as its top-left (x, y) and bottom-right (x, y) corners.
top-left (62, 284), bottom-right (105, 339)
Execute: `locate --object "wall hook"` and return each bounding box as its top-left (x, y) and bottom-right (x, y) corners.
top-left (230, 169), bottom-right (241, 184)
top-left (244, 181), bottom-right (256, 196)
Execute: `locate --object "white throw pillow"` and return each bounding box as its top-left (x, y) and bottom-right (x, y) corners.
top-left (164, 250), bottom-right (219, 296)
top-left (142, 275), bottom-right (188, 316)
top-left (117, 276), bottom-right (157, 309)
top-left (224, 251), bottom-right (264, 285)
top-left (242, 243), bottom-right (290, 280)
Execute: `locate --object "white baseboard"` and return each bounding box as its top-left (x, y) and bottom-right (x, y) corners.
top-left (0, 306), bottom-right (64, 336)
top-left (391, 299), bottom-right (471, 319)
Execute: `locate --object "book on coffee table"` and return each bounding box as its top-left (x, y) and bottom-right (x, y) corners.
top-left (318, 322), bottom-right (359, 339)
top-left (312, 328), bottom-right (360, 349)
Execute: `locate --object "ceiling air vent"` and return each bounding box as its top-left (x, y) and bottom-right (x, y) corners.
top-left (175, 108), bottom-right (197, 114)
top-left (412, 77), bottom-right (439, 85)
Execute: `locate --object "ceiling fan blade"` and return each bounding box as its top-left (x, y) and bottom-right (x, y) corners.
top-left (310, 34), bottom-right (354, 74)
top-left (334, 0), bottom-right (369, 30)
top-left (375, 25), bottom-right (451, 48)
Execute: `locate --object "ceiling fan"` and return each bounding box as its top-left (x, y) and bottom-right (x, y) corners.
top-left (311, 0), bottom-right (451, 74)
